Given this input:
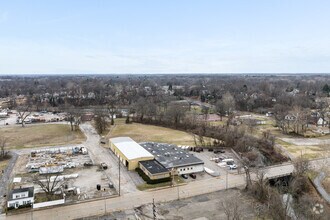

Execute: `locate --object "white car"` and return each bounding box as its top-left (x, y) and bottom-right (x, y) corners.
top-left (226, 161), bottom-right (237, 170)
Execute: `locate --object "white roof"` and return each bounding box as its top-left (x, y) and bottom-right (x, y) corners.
top-left (110, 137), bottom-right (154, 160)
top-left (13, 177), bottom-right (22, 183)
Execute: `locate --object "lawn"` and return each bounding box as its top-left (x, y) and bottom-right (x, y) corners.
top-left (0, 124), bottom-right (86, 149)
top-left (137, 176), bottom-right (185, 191)
top-left (108, 120), bottom-right (197, 146)
top-left (275, 138), bottom-right (330, 159)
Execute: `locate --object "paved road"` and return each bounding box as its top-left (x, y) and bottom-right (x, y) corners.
top-left (0, 173), bottom-right (245, 220)
top-left (0, 152), bottom-right (18, 213)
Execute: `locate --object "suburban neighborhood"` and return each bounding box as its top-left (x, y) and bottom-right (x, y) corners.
top-left (1, 1), bottom-right (330, 219)
top-left (0, 74), bottom-right (329, 220)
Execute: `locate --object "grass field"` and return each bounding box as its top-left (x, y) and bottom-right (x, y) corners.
top-left (108, 119), bottom-right (197, 146)
top-left (0, 124), bottom-right (86, 149)
top-left (276, 138), bottom-right (330, 159)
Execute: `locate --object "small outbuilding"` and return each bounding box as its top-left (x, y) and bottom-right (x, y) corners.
top-left (109, 137), bottom-right (154, 170)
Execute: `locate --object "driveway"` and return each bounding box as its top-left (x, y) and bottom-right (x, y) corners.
top-left (79, 123), bottom-right (138, 194)
top-left (0, 152), bottom-right (18, 213)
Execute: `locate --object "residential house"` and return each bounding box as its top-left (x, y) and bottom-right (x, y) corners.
top-left (7, 187), bottom-right (34, 209)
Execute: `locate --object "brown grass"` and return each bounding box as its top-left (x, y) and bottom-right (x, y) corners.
top-left (0, 159), bottom-right (9, 177)
top-left (0, 124), bottom-right (86, 149)
top-left (108, 120), bottom-right (196, 146)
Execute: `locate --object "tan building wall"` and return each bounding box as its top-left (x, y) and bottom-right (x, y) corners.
top-left (110, 142), bottom-right (154, 171)
top-left (139, 163), bottom-right (170, 180)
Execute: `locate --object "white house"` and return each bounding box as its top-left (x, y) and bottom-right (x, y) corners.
top-left (7, 187), bottom-right (34, 209)
top-left (317, 118), bottom-right (328, 126)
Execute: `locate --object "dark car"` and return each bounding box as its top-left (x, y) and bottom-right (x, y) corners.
top-left (214, 148), bottom-right (225, 153)
top-left (189, 173), bottom-right (196, 179)
top-left (181, 174), bottom-right (188, 179)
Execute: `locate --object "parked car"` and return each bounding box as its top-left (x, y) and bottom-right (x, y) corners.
top-left (194, 147), bottom-right (204, 152)
top-left (214, 148), bottom-right (225, 153)
top-left (100, 162), bottom-right (108, 170)
top-left (189, 173), bottom-right (196, 179)
top-left (181, 174), bottom-right (188, 179)
top-left (226, 161), bottom-right (237, 170)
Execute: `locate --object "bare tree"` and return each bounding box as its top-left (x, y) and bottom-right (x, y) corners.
top-left (107, 99), bottom-right (117, 125)
top-left (33, 174), bottom-right (65, 199)
top-left (216, 92), bottom-right (236, 121)
top-left (65, 107), bottom-right (81, 131)
top-left (94, 114), bottom-right (108, 135)
top-left (0, 137), bottom-right (8, 159)
top-left (293, 156), bottom-right (310, 176)
top-left (222, 197), bottom-right (242, 220)
top-left (16, 105), bottom-right (31, 127)
top-left (134, 97), bottom-right (148, 121)
top-left (166, 103), bottom-right (189, 128)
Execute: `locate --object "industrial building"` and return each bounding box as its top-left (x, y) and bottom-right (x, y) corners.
top-left (140, 142), bottom-right (204, 175)
top-left (139, 160), bottom-right (170, 180)
top-left (109, 137), bottom-right (154, 170)
top-left (109, 137), bottom-right (204, 180)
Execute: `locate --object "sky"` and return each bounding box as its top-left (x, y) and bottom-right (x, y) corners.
top-left (0, 0), bottom-right (330, 74)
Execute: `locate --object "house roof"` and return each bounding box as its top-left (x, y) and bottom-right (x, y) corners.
top-left (139, 160), bottom-right (169, 175)
top-left (110, 137), bottom-right (154, 160)
top-left (8, 187), bottom-right (34, 201)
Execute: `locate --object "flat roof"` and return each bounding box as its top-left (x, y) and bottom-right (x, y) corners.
top-left (139, 160), bottom-right (169, 175)
top-left (110, 137), bottom-right (154, 160)
top-left (140, 142), bottom-right (204, 169)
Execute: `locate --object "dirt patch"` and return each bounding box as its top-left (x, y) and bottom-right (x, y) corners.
top-left (12, 155), bottom-right (29, 174)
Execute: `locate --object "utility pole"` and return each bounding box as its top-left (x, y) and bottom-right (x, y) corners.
top-left (226, 170), bottom-right (228, 190)
top-left (118, 157), bottom-right (121, 196)
top-left (104, 197), bottom-right (107, 215)
top-left (153, 198), bottom-right (156, 220)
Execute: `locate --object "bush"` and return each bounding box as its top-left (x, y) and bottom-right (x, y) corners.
top-left (135, 168), bottom-right (171, 184)
top-left (7, 203), bottom-right (32, 211)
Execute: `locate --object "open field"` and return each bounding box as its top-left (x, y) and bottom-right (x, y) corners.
top-left (0, 124), bottom-right (86, 149)
top-left (108, 120), bottom-right (197, 146)
top-left (276, 138), bottom-right (330, 159)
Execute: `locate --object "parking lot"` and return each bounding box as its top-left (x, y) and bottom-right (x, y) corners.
top-left (179, 149), bottom-right (243, 182)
